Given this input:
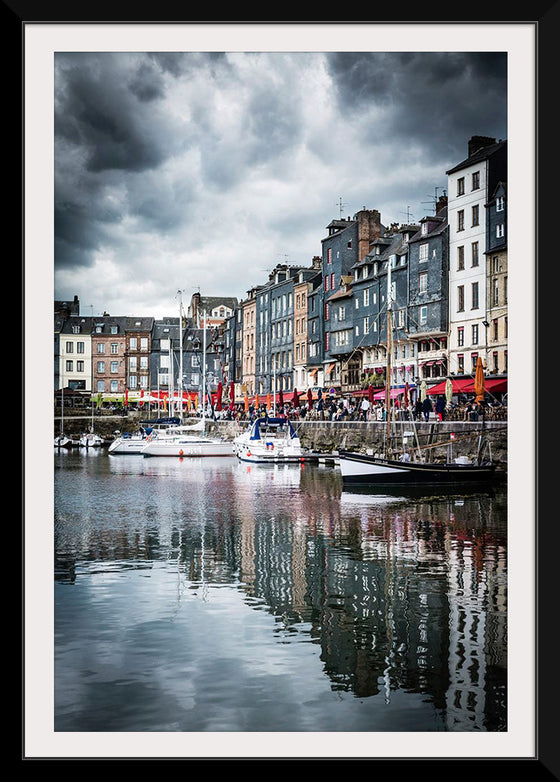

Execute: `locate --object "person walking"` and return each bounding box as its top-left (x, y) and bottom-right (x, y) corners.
top-left (414, 397), bottom-right (423, 421)
top-left (422, 395), bottom-right (433, 422)
top-left (435, 395), bottom-right (446, 421)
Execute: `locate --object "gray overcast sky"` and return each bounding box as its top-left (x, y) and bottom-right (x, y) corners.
top-left (54, 50), bottom-right (507, 319)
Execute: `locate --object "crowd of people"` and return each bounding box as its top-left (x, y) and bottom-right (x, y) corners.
top-left (208, 392), bottom-right (506, 424)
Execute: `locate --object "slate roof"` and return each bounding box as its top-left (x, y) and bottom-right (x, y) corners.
top-left (446, 139), bottom-right (506, 175)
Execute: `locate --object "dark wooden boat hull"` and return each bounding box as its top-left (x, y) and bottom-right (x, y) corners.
top-left (338, 450), bottom-right (499, 486)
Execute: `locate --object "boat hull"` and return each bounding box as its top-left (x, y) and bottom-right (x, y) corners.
top-left (141, 439), bottom-right (234, 457)
top-left (108, 437), bottom-right (147, 454)
top-left (338, 450), bottom-right (498, 486)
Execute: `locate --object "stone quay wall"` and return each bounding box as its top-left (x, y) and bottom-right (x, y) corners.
top-left (216, 419), bottom-right (508, 468)
top-left (55, 411), bottom-right (507, 469)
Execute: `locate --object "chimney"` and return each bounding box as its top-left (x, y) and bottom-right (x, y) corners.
top-left (468, 135), bottom-right (496, 157)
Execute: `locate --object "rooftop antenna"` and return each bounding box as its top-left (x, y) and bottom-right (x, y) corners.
top-left (336, 196), bottom-right (346, 218)
top-left (400, 206), bottom-right (415, 223)
top-left (421, 186), bottom-right (447, 213)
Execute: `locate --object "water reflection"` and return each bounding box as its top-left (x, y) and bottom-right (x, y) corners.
top-left (54, 451), bottom-right (507, 732)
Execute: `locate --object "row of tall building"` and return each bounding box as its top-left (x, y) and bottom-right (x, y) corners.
top-left (55, 135), bottom-right (507, 404)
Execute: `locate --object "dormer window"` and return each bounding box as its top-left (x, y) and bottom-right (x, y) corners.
top-left (421, 222), bottom-right (428, 236)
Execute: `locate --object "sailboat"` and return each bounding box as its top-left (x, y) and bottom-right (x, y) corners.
top-left (54, 387), bottom-right (73, 448)
top-left (338, 263), bottom-right (498, 487)
top-left (79, 396), bottom-right (105, 447)
top-left (140, 309), bottom-right (233, 458)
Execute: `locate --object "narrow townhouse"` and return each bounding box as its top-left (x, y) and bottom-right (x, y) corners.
top-left (124, 317), bottom-right (154, 399)
top-left (59, 314), bottom-right (94, 392)
top-left (91, 316), bottom-right (128, 397)
top-left (321, 208), bottom-right (383, 393)
top-left (446, 136), bottom-right (507, 379)
top-left (407, 198), bottom-right (449, 385)
top-left (485, 181), bottom-right (508, 377)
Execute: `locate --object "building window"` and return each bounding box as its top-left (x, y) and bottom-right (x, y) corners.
top-left (471, 241), bottom-right (479, 266)
top-left (457, 177), bottom-right (465, 195)
top-left (111, 380), bottom-right (118, 393)
top-left (472, 324), bottom-right (479, 345)
top-left (493, 278), bottom-right (499, 306)
top-left (130, 337), bottom-right (137, 350)
top-left (324, 276), bottom-right (329, 292)
top-left (327, 248), bottom-right (332, 265)
top-left (111, 326), bottom-right (118, 334)
top-left (457, 210), bottom-right (464, 231)
top-left (472, 204), bottom-right (479, 226)
top-left (457, 285), bottom-right (465, 312)
top-left (471, 352), bottom-right (479, 372)
top-left (111, 342), bottom-right (119, 354)
top-left (457, 326), bottom-right (464, 347)
top-left (472, 171), bottom-right (480, 190)
top-left (330, 273), bottom-right (335, 290)
top-left (471, 282), bottom-right (479, 309)
top-left (496, 223), bottom-right (505, 238)
top-left (457, 245), bottom-right (464, 270)
top-left (419, 306), bottom-right (427, 325)
top-left (419, 243), bottom-right (428, 262)
top-left (65, 360), bottom-right (73, 372)
top-left (493, 256), bottom-right (500, 273)
top-left (496, 196), bottom-right (504, 212)
top-left (77, 342), bottom-right (84, 354)
top-left (363, 316), bottom-right (370, 334)
top-left (65, 341), bottom-right (73, 353)
top-left (419, 272), bottom-right (428, 293)
top-left (111, 361), bottom-right (119, 373)
top-left (77, 360), bottom-right (84, 372)
top-left (363, 289), bottom-right (369, 307)
top-left (458, 354), bottom-right (464, 374)
top-left (97, 361), bottom-right (105, 373)
top-left (97, 343), bottom-right (105, 354)
top-left (493, 351), bottom-right (499, 372)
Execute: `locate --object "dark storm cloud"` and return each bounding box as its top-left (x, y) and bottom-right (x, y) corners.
top-left (55, 53), bottom-right (172, 174)
top-left (326, 52), bottom-right (507, 163)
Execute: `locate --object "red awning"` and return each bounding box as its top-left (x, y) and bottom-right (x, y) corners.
top-left (463, 377), bottom-right (508, 394)
top-left (428, 378), bottom-right (474, 395)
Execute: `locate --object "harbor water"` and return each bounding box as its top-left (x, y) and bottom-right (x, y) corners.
top-left (54, 449), bottom-right (507, 734)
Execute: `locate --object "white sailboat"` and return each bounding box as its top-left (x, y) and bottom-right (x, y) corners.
top-left (232, 416), bottom-right (304, 463)
top-left (79, 397), bottom-right (104, 448)
top-left (54, 387), bottom-right (72, 448)
top-left (141, 309), bottom-right (233, 458)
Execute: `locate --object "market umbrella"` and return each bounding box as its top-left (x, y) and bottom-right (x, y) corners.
top-left (244, 393), bottom-right (249, 413)
top-left (216, 381), bottom-right (223, 411)
top-left (420, 380), bottom-right (427, 402)
top-left (255, 393), bottom-right (260, 410)
top-left (229, 381), bottom-right (235, 411)
top-left (267, 393), bottom-right (272, 411)
top-left (279, 389), bottom-right (284, 408)
top-left (445, 378), bottom-right (453, 406)
top-left (474, 356), bottom-right (485, 403)
top-left (403, 382), bottom-right (409, 408)
top-left (292, 388), bottom-right (299, 406)
top-left (368, 384), bottom-right (375, 403)
top-left (307, 388), bottom-right (313, 407)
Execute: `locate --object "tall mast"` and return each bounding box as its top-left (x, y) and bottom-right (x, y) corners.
top-left (385, 257), bottom-right (393, 450)
top-left (178, 290), bottom-right (183, 419)
top-left (202, 310), bottom-right (207, 431)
